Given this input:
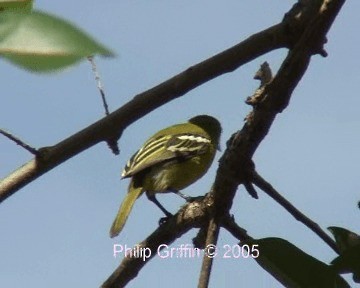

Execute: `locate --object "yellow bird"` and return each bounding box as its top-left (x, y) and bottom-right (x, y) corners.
top-left (110, 115), bottom-right (222, 238)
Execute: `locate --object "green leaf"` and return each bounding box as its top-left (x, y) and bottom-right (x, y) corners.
top-left (244, 237), bottom-right (350, 288)
top-left (328, 226), bottom-right (360, 252)
top-left (0, 0), bottom-right (33, 13)
top-left (329, 227), bottom-right (360, 283)
top-left (0, 10), bottom-right (114, 72)
top-left (331, 246), bottom-right (360, 283)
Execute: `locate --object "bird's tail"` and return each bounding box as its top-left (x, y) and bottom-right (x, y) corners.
top-left (109, 180), bottom-right (143, 238)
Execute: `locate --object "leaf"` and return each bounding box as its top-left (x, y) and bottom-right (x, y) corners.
top-left (328, 226), bottom-right (360, 252)
top-left (331, 246), bottom-right (360, 283)
top-left (0, 0), bottom-right (33, 13)
top-left (329, 227), bottom-right (360, 283)
top-left (0, 10), bottom-right (114, 72)
top-left (244, 237), bottom-right (350, 288)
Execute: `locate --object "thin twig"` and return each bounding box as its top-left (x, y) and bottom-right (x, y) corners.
top-left (0, 128), bottom-right (38, 156)
top-left (198, 218), bottom-right (219, 288)
top-left (222, 215), bottom-right (251, 242)
top-left (87, 56), bottom-right (120, 154)
top-left (243, 181), bottom-right (259, 199)
top-left (88, 55), bottom-right (110, 116)
top-left (251, 170), bottom-right (339, 254)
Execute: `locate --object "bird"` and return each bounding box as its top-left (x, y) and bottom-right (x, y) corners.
top-left (109, 114), bottom-right (222, 238)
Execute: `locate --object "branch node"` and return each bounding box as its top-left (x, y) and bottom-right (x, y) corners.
top-left (106, 137), bottom-right (120, 155)
top-left (243, 181), bottom-right (259, 199)
top-left (245, 62), bottom-right (273, 107)
top-left (36, 146), bottom-right (54, 161)
top-left (221, 214), bottom-right (251, 242)
top-left (318, 47), bottom-right (328, 57)
top-left (193, 225), bottom-right (208, 249)
top-left (254, 61), bottom-right (273, 84)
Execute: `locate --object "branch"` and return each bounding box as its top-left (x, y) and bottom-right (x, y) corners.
top-left (0, 1), bottom-right (345, 287)
top-left (101, 1), bottom-right (345, 286)
top-left (222, 215), bottom-right (251, 242)
top-left (211, 0), bottom-right (345, 218)
top-left (102, 196), bottom-right (214, 288)
top-left (88, 55), bottom-right (110, 116)
top-left (251, 170), bottom-right (339, 254)
top-left (1, 20), bottom-right (289, 203)
top-left (0, 128), bottom-right (38, 156)
top-left (198, 218), bottom-right (220, 288)
top-left (87, 55), bottom-right (119, 155)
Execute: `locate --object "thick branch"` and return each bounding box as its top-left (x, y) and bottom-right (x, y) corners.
top-left (212, 0), bottom-right (345, 218)
top-left (1, 22), bottom-right (288, 203)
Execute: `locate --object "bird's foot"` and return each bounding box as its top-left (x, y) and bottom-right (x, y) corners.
top-left (173, 190), bottom-right (204, 202)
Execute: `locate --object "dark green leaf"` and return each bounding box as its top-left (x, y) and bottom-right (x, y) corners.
top-left (329, 227), bottom-right (360, 283)
top-left (328, 226), bottom-right (360, 253)
top-left (244, 237), bottom-right (349, 288)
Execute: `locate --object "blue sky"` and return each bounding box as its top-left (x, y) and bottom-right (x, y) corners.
top-left (1, 1), bottom-right (359, 287)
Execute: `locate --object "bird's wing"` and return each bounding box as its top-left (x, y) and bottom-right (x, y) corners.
top-left (121, 133), bottom-right (211, 178)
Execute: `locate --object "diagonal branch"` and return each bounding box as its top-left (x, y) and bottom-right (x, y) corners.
top-left (198, 218), bottom-right (220, 288)
top-left (1, 19), bottom-right (290, 203)
top-left (222, 215), bottom-right (251, 242)
top-left (0, 128), bottom-right (39, 156)
top-left (251, 170), bottom-right (339, 253)
top-left (211, 0), bottom-right (345, 218)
